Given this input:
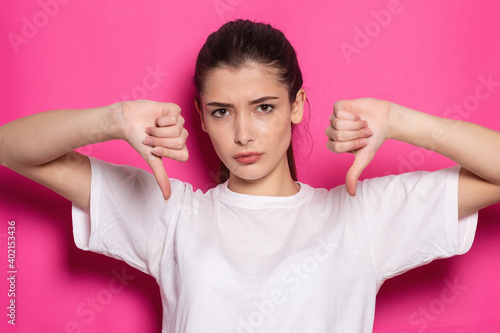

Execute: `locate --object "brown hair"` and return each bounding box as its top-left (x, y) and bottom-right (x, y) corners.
top-left (193, 19), bottom-right (304, 183)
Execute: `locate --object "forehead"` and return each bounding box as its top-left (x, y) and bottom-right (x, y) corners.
top-left (201, 63), bottom-right (288, 101)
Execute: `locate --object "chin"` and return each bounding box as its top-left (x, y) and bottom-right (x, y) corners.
top-left (228, 166), bottom-right (270, 182)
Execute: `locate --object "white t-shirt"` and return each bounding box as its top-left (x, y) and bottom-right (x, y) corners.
top-left (72, 157), bottom-right (478, 333)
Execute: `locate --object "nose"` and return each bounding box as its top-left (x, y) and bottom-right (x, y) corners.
top-left (234, 112), bottom-right (255, 145)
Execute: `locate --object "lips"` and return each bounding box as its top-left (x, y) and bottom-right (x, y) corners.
top-left (234, 151), bottom-right (262, 158)
top-left (234, 152), bottom-right (263, 164)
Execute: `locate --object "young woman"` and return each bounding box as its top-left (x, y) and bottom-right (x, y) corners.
top-left (1, 19), bottom-right (499, 332)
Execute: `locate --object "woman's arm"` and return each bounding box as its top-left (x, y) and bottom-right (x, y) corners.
top-left (0, 100), bottom-right (188, 209)
top-left (325, 98), bottom-right (500, 218)
top-left (390, 103), bottom-right (500, 218)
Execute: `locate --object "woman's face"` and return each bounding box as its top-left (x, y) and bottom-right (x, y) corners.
top-left (197, 63), bottom-right (305, 183)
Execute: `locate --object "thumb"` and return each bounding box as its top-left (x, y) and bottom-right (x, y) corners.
top-left (146, 155), bottom-right (172, 200)
top-left (345, 150), bottom-right (374, 197)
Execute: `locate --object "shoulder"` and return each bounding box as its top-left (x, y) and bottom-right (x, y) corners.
top-left (302, 166), bottom-right (461, 207)
top-left (356, 166), bottom-right (461, 195)
top-left (87, 156), bottom-right (207, 204)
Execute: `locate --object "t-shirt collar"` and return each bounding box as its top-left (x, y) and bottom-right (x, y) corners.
top-left (217, 180), bottom-right (312, 209)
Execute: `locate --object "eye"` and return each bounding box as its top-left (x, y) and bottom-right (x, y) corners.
top-left (257, 104), bottom-right (275, 113)
top-left (210, 108), bottom-right (230, 118)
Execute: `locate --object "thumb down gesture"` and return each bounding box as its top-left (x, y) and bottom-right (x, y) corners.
top-left (325, 98), bottom-right (392, 196)
top-left (119, 100), bottom-right (189, 200)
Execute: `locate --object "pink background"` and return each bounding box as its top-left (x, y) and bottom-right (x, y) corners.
top-left (1, 0), bottom-right (500, 332)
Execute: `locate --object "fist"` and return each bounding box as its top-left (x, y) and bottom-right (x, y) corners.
top-left (325, 98), bottom-right (392, 196)
top-left (118, 100), bottom-right (189, 200)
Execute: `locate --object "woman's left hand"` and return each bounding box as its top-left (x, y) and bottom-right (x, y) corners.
top-left (325, 98), bottom-right (393, 196)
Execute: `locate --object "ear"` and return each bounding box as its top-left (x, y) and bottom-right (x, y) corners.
top-left (195, 100), bottom-right (207, 132)
top-left (291, 88), bottom-right (306, 125)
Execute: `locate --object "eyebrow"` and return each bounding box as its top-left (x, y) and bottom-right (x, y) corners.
top-left (206, 96), bottom-right (279, 108)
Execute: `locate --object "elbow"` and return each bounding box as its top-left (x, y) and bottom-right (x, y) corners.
top-left (0, 124), bottom-right (15, 169)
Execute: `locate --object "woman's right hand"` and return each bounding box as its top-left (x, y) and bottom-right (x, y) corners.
top-left (117, 100), bottom-right (189, 200)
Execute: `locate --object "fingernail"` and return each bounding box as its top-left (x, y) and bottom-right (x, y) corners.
top-left (152, 147), bottom-right (162, 155)
top-left (360, 138), bottom-right (367, 145)
top-left (143, 137), bottom-right (153, 145)
top-left (145, 128), bottom-right (152, 135)
top-left (365, 128), bottom-right (373, 136)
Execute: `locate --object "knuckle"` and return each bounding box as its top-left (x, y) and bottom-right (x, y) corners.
top-left (327, 141), bottom-right (340, 154)
top-left (176, 138), bottom-right (184, 149)
top-left (333, 100), bottom-right (343, 110)
top-left (178, 125), bottom-right (186, 136)
top-left (325, 126), bottom-right (332, 136)
top-left (181, 149), bottom-right (189, 161)
top-left (332, 119), bottom-right (342, 129)
top-left (336, 141), bottom-right (348, 152)
top-left (168, 116), bottom-right (177, 125)
top-left (167, 103), bottom-right (181, 114)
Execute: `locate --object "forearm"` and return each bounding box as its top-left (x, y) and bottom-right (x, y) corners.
top-left (389, 103), bottom-right (500, 186)
top-left (0, 104), bottom-right (122, 169)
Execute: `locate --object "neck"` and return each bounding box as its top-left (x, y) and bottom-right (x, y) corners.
top-left (227, 156), bottom-right (300, 196)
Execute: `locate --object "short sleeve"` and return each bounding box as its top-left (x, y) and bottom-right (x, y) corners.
top-left (71, 157), bottom-right (184, 277)
top-left (356, 166), bottom-right (478, 281)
